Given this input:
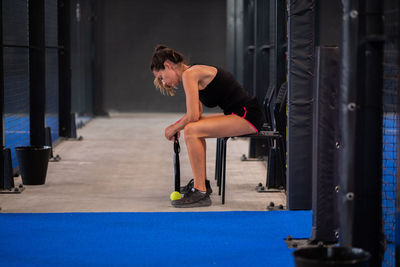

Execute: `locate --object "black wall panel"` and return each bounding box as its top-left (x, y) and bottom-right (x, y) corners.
top-left (3, 49), bottom-right (30, 115)
top-left (98, 0), bottom-right (226, 113)
top-left (2, 0), bottom-right (30, 167)
top-left (45, 0), bottom-right (59, 140)
top-left (254, 0), bottom-right (270, 103)
top-left (70, 0), bottom-right (94, 115)
top-left (45, 49), bottom-right (59, 140)
top-left (45, 0), bottom-right (58, 47)
top-left (242, 0), bottom-right (255, 97)
top-left (3, 0), bottom-right (29, 46)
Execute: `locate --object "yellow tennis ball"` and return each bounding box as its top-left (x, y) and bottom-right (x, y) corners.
top-left (170, 191), bottom-right (181, 201)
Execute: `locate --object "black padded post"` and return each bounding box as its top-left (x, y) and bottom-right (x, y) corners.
top-left (29, 0), bottom-right (46, 146)
top-left (287, 0), bottom-right (315, 210)
top-left (310, 46), bottom-right (340, 244)
top-left (0, 0), bottom-right (4, 192)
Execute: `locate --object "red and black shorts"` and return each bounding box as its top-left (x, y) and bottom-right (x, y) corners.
top-left (226, 98), bottom-right (265, 134)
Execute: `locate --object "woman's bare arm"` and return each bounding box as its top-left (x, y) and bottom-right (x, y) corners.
top-left (164, 68), bottom-right (202, 139)
top-left (199, 101), bottom-right (203, 116)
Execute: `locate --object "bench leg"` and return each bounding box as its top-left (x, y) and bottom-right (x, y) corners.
top-left (215, 138), bottom-right (221, 183)
top-left (221, 137), bottom-right (228, 204)
top-left (217, 138), bottom-right (223, 194)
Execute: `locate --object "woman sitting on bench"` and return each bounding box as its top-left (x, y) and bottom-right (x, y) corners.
top-left (150, 45), bottom-right (265, 208)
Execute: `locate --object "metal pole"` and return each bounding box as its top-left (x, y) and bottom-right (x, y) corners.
top-left (353, 1), bottom-right (383, 264)
top-left (338, 0), bottom-right (359, 247)
top-left (339, 1), bottom-right (384, 266)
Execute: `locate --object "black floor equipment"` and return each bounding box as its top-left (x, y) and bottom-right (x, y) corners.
top-left (0, 148), bottom-right (25, 194)
top-left (45, 127), bottom-right (61, 162)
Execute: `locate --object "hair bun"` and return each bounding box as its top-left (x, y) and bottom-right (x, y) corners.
top-left (155, 45), bottom-right (168, 52)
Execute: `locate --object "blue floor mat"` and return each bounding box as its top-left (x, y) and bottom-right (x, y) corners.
top-left (0, 211), bottom-right (312, 267)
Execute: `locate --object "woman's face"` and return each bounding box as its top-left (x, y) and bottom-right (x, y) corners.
top-left (153, 62), bottom-right (179, 89)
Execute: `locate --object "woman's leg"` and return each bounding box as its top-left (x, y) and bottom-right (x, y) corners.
top-left (185, 137), bottom-right (207, 191)
top-left (200, 113), bottom-right (224, 120)
top-left (183, 114), bottom-right (220, 191)
top-left (184, 114), bottom-right (257, 191)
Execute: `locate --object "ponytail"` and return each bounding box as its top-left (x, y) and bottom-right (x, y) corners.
top-left (150, 45), bottom-right (187, 71)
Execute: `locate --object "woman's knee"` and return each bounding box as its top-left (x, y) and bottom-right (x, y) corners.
top-left (184, 122), bottom-right (200, 140)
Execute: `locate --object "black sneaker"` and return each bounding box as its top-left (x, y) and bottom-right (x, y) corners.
top-left (180, 179), bottom-right (213, 195)
top-left (171, 188), bottom-right (212, 208)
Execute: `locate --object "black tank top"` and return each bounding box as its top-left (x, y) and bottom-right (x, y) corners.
top-left (198, 67), bottom-right (252, 115)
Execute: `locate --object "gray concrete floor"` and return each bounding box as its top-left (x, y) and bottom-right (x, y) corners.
top-left (0, 113), bottom-right (286, 213)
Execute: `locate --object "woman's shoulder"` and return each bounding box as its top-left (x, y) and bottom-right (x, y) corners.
top-left (183, 65), bottom-right (217, 78)
top-left (190, 65), bottom-right (233, 78)
top-left (189, 64), bottom-right (218, 71)
top-left (183, 65), bottom-right (219, 90)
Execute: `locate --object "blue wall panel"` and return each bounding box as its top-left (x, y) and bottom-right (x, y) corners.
top-left (3, 48), bottom-right (30, 168)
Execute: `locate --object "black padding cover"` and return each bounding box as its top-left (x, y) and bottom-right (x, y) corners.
top-left (287, 0), bottom-right (315, 210)
top-left (310, 46), bottom-right (340, 243)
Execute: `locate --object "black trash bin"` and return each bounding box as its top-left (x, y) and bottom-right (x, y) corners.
top-left (15, 146), bottom-right (51, 185)
top-left (293, 247), bottom-right (370, 267)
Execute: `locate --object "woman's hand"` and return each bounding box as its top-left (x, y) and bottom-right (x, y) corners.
top-left (165, 125), bottom-right (180, 141)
